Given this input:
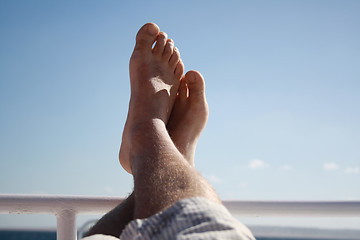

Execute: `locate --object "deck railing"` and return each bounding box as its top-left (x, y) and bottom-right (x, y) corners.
top-left (1, 194), bottom-right (360, 240)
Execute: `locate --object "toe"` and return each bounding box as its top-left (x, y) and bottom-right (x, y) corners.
top-left (178, 77), bottom-right (188, 101)
top-left (162, 39), bottom-right (174, 61)
top-left (185, 70), bottom-right (206, 101)
top-left (169, 47), bottom-right (180, 70)
top-left (135, 23), bottom-right (160, 51)
top-left (174, 59), bottom-right (184, 80)
top-left (153, 32), bottom-right (167, 57)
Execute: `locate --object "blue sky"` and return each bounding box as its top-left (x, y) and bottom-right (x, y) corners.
top-left (1, 0), bottom-right (359, 229)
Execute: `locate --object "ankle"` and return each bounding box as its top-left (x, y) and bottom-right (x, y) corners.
top-left (129, 119), bottom-right (167, 153)
top-left (131, 119), bottom-right (166, 136)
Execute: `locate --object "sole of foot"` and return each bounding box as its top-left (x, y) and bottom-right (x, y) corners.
top-left (119, 23), bottom-right (184, 174)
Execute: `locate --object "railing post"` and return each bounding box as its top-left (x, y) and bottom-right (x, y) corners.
top-left (57, 209), bottom-right (77, 240)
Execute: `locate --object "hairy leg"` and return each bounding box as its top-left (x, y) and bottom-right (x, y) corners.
top-left (85, 71), bottom-right (210, 237)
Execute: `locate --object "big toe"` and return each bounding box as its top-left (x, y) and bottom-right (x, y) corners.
top-left (185, 70), bottom-right (206, 101)
top-left (135, 23), bottom-right (160, 50)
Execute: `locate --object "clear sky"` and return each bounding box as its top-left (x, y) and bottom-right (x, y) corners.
top-left (1, 0), bottom-right (359, 229)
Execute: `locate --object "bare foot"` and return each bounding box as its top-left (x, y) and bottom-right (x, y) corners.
top-left (167, 71), bottom-right (209, 167)
top-left (119, 23), bottom-right (184, 174)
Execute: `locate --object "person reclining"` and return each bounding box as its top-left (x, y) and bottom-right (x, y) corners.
top-left (84, 23), bottom-right (255, 240)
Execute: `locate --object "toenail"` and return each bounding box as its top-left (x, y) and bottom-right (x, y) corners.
top-left (186, 73), bottom-right (197, 84)
top-left (187, 77), bottom-right (196, 84)
top-left (159, 32), bottom-right (167, 38)
top-left (145, 23), bottom-right (159, 35)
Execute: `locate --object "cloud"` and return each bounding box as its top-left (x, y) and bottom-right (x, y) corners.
top-left (345, 167), bottom-right (359, 174)
top-left (249, 159), bottom-right (269, 169)
top-left (323, 162), bottom-right (339, 171)
top-left (279, 165), bottom-right (293, 171)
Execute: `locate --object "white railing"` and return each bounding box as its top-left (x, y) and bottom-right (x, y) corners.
top-left (1, 194), bottom-right (360, 240)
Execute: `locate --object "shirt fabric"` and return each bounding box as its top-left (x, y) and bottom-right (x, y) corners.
top-left (84, 197), bottom-right (255, 240)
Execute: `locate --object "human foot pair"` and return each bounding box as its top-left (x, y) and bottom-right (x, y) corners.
top-left (119, 23), bottom-right (209, 174)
